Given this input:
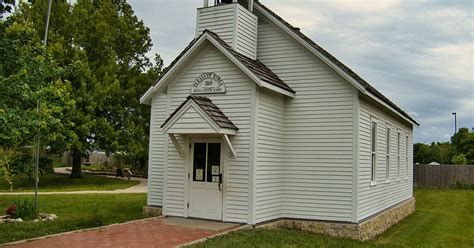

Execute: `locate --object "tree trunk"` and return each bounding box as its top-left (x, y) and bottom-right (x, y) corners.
top-left (70, 153), bottom-right (82, 178)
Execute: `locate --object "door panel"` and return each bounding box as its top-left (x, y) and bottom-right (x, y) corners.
top-left (189, 141), bottom-right (223, 220)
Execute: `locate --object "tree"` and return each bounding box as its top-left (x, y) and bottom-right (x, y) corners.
top-left (12, 0), bottom-right (160, 177)
top-left (0, 20), bottom-right (74, 187)
top-left (452, 128), bottom-right (474, 164)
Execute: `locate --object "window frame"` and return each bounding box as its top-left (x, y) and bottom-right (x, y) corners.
top-left (405, 134), bottom-right (409, 179)
top-left (397, 131), bottom-right (401, 180)
top-left (385, 126), bottom-right (391, 183)
top-left (370, 118), bottom-right (378, 185)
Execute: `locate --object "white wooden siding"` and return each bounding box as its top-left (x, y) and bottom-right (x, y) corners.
top-left (255, 88), bottom-right (285, 223)
top-left (196, 4), bottom-right (235, 45)
top-left (358, 96), bottom-right (413, 221)
top-left (197, 4), bottom-right (257, 59)
top-left (163, 44), bottom-right (254, 223)
top-left (235, 4), bottom-right (258, 59)
top-left (147, 93), bottom-right (168, 207)
top-left (256, 13), bottom-right (356, 222)
top-left (167, 106), bottom-right (216, 134)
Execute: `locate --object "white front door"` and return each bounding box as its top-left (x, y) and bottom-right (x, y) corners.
top-left (188, 139), bottom-right (223, 220)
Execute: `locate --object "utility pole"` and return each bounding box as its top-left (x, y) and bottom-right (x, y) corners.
top-left (35, 0), bottom-right (53, 213)
top-left (452, 112), bottom-right (457, 135)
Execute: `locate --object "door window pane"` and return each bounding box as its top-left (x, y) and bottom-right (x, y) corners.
top-left (207, 143), bottom-right (221, 183)
top-left (193, 143), bottom-right (206, 182)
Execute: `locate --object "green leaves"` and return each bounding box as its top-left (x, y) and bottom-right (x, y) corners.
top-left (2, 0), bottom-right (162, 176)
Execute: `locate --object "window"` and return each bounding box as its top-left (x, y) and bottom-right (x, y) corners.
top-left (386, 128), bottom-right (391, 182)
top-left (192, 142), bottom-right (221, 183)
top-left (397, 132), bottom-right (401, 179)
top-left (405, 135), bottom-right (409, 178)
top-left (371, 120), bottom-right (377, 184)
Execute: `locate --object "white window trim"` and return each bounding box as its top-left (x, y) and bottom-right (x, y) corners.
top-left (396, 131), bottom-right (401, 181)
top-left (385, 126), bottom-right (391, 183)
top-left (370, 118), bottom-right (378, 186)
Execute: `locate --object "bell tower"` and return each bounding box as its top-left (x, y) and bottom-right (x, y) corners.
top-left (197, 0), bottom-right (258, 59)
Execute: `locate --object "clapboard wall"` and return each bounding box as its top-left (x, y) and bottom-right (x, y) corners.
top-left (357, 96), bottom-right (413, 221)
top-left (197, 3), bottom-right (258, 59)
top-left (147, 93), bottom-right (168, 207)
top-left (254, 88), bottom-right (286, 223)
top-left (255, 11), bottom-right (356, 222)
top-left (162, 44), bottom-right (254, 223)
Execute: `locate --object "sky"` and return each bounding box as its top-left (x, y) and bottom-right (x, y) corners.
top-left (128, 1), bottom-right (471, 143)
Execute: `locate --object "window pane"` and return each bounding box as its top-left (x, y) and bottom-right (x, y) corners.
top-left (207, 143), bottom-right (221, 183)
top-left (193, 143), bottom-right (206, 182)
top-left (371, 154), bottom-right (376, 182)
top-left (371, 122), bottom-right (377, 152)
top-left (386, 129), bottom-right (390, 154)
top-left (397, 133), bottom-right (400, 155)
top-left (386, 155), bottom-right (390, 180)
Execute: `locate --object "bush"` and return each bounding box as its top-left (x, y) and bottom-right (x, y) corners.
top-left (39, 157), bottom-right (54, 174)
top-left (10, 198), bottom-right (38, 220)
top-left (451, 181), bottom-right (474, 190)
top-left (451, 154), bottom-right (468, 165)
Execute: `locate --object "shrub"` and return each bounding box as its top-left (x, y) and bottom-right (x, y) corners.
top-left (39, 157), bottom-right (54, 174)
top-left (6, 205), bottom-right (16, 216)
top-left (11, 198), bottom-right (37, 220)
top-left (451, 154), bottom-right (468, 165)
top-left (451, 181), bottom-right (474, 190)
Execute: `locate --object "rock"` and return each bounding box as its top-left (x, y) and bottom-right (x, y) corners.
top-left (46, 217), bottom-right (54, 221)
top-left (39, 213), bottom-right (50, 219)
top-left (12, 218), bottom-right (23, 222)
top-left (50, 214), bottom-right (58, 220)
top-left (33, 219), bottom-right (40, 222)
top-left (0, 219), bottom-right (4, 224)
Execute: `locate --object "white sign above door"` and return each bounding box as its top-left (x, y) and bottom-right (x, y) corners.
top-left (191, 72), bottom-right (226, 95)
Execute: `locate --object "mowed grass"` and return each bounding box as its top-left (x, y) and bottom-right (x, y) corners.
top-left (192, 189), bottom-right (474, 248)
top-left (0, 194), bottom-right (147, 244)
top-left (0, 173), bottom-right (139, 192)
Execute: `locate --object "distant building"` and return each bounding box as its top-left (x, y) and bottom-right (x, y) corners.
top-left (141, 0), bottom-right (419, 240)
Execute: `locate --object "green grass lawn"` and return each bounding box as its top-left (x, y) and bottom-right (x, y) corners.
top-left (0, 194), bottom-right (147, 244)
top-left (192, 189), bottom-right (474, 248)
top-left (0, 173), bottom-right (139, 192)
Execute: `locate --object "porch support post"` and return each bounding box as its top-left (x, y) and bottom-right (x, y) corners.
top-left (223, 134), bottom-right (237, 158)
top-left (168, 133), bottom-right (185, 158)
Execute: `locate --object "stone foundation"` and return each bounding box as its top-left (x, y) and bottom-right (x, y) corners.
top-left (143, 206), bottom-right (162, 217)
top-left (258, 197), bottom-right (415, 241)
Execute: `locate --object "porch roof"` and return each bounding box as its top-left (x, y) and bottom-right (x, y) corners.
top-left (161, 95), bottom-right (238, 135)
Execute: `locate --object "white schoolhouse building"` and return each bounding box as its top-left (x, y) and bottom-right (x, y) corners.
top-left (141, 0), bottom-right (419, 240)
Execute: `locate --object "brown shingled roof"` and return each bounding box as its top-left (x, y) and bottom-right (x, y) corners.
top-left (161, 95), bottom-right (238, 131)
top-left (255, 1), bottom-right (418, 126)
top-left (206, 31), bottom-right (295, 93)
top-left (150, 30), bottom-right (294, 94)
